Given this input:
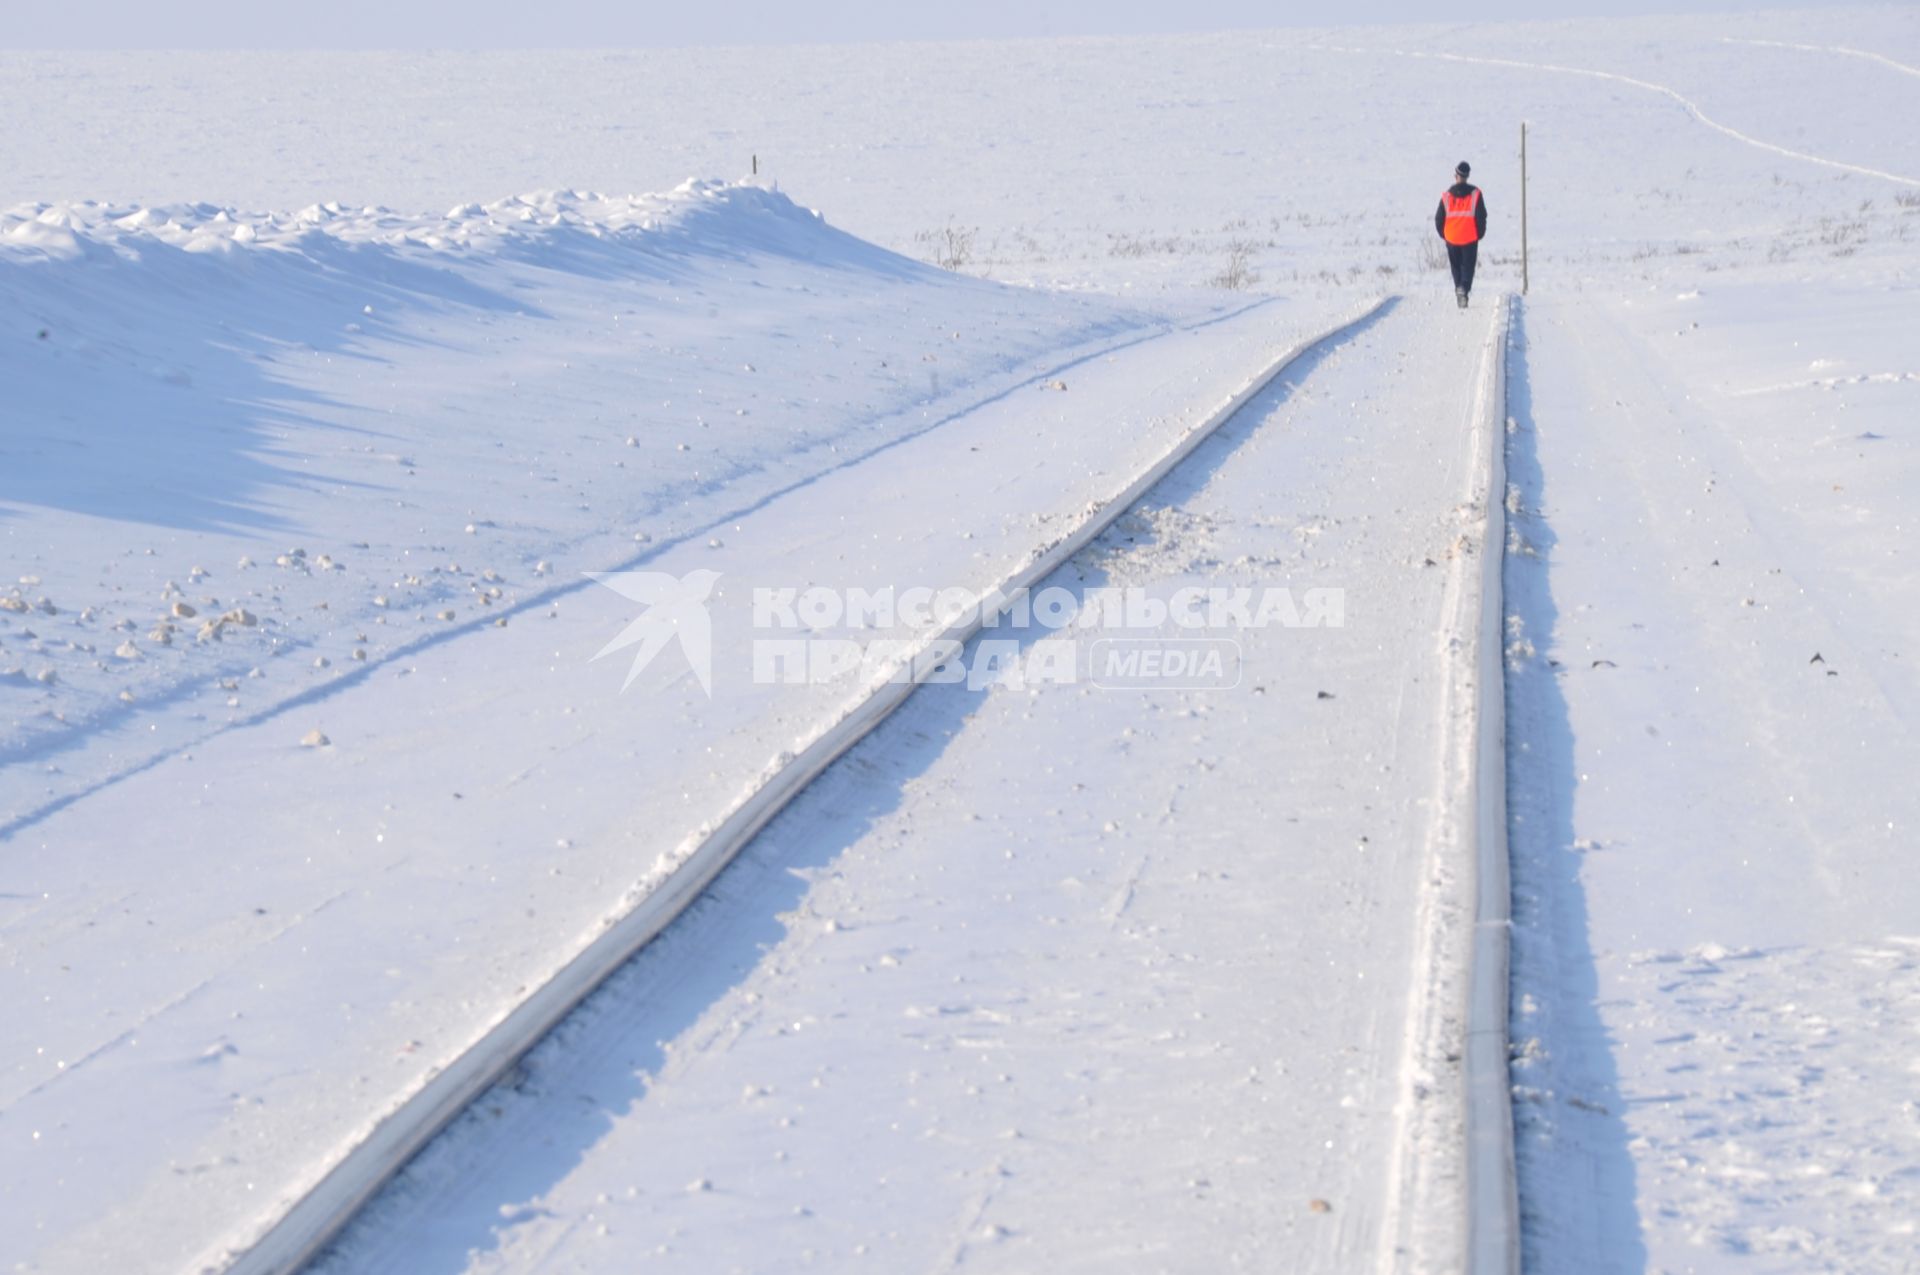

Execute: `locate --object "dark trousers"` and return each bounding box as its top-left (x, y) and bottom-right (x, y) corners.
top-left (1447, 241), bottom-right (1479, 294)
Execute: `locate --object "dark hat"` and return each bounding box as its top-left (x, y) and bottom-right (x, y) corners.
top-left (1456, 161), bottom-right (1471, 177)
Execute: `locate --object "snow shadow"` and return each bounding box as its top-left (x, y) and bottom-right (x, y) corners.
top-left (0, 192), bottom-right (962, 540)
top-left (0, 238), bottom-right (529, 535)
top-left (1502, 299), bottom-right (1648, 1271)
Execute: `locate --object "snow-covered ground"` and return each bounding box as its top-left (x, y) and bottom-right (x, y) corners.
top-left (1506, 282), bottom-right (1920, 1272)
top-left (309, 295), bottom-right (1502, 1275)
top-left (4, 8), bottom-right (1920, 1273)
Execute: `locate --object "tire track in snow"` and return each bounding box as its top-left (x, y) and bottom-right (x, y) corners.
top-left (1311, 44), bottom-right (1920, 189)
top-left (1723, 36), bottom-right (1920, 81)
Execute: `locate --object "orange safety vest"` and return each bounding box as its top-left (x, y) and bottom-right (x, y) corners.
top-left (1443, 188), bottom-right (1482, 245)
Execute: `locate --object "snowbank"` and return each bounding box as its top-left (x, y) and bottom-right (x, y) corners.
top-left (0, 179), bottom-right (1147, 808)
top-left (3, 180), bottom-right (874, 265)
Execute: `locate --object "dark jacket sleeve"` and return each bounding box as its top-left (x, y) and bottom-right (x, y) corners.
top-left (1435, 198), bottom-right (1447, 239)
top-left (1475, 192), bottom-right (1488, 240)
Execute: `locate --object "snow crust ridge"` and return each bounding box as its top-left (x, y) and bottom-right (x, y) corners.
top-left (0, 179), bottom-right (870, 269)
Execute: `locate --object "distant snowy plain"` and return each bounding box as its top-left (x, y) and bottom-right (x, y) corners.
top-left (4, 8), bottom-right (1919, 1274)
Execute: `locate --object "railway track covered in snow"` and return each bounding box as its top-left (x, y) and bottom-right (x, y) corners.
top-left (290, 296), bottom-right (1517, 1275)
top-left (225, 301), bottom-right (1399, 1275)
top-left (15, 13), bottom-right (1920, 1271)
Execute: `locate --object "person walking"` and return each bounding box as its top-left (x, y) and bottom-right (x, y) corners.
top-left (1435, 161), bottom-right (1488, 308)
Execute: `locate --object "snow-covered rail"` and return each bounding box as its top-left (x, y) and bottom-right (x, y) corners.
top-left (217, 296), bottom-right (1394, 1275)
top-left (1464, 299), bottom-right (1518, 1275)
top-left (1374, 298), bottom-right (1517, 1275)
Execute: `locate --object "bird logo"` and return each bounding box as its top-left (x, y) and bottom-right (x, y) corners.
top-left (588, 569), bottom-right (722, 695)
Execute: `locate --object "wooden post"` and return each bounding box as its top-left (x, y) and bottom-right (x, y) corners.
top-left (1520, 122), bottom-right (1530, 295)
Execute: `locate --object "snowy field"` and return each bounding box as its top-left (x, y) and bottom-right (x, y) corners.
top-left (4, 7), bottom-right (1920, 1274)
